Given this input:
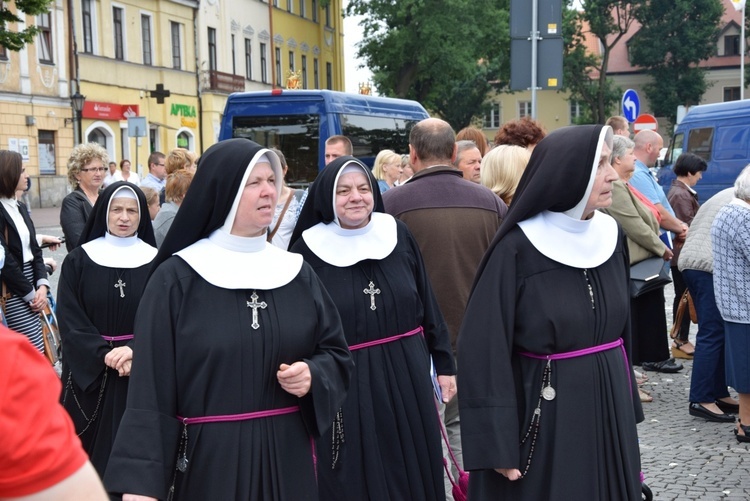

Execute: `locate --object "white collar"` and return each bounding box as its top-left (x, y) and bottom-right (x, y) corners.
top-left (678, 179), bottom-right (697, 195)
top-left (518, 210), bottom-right (618, 268)
top-left (81, 233), bottom-right (157, 268)
top-left (301, 212), bottom-right (398, 267)
top-left (176, 229), bottom-right (302, 289)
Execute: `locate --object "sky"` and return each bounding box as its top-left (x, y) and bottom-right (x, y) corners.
top-left (343, 11), bottom-right (373, 94)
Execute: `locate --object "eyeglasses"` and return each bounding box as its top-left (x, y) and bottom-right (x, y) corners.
top-left (157, 163), bottom-right (166, 167)
top-left (80, 167), bottom-right (107, 173)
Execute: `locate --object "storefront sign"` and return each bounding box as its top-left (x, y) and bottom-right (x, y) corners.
top-left (82, 102), bottom-right (140, 120)
top-left (180, 117), bottom-right (197, 128)
top-left (170, 104), bottom-right (196, 117)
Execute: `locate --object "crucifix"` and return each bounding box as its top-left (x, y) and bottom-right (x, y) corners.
top-left (246, 292), bottom-right (267, 330)
top-left (363, 281), bottom-right (380, 311)
top-left (114, 279), bottom-right (126, 298)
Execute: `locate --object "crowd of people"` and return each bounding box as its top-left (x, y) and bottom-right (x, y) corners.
top-left (1, 112), bottom-right (747, 501)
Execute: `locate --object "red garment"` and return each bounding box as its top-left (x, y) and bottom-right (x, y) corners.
top-left (628, 183), bottom-right (663, 224)
top-left (0, 326), bottom-right (88, 497)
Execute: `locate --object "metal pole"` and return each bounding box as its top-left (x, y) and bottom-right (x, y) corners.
top-left (742, 5), bottom-right (746, 100)
top-left (531, 0), bottom-right (539, 118)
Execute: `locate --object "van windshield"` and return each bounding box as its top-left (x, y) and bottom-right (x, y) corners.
top-left (341, 115), bottom-right (415, 158)
top-left (233, 114), bottom-right (320, 186)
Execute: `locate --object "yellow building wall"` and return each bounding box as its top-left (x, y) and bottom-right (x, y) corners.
top-left (483, 90), bottom-right (577, 144)
top-left (271, 0), bottom-right (344, 90)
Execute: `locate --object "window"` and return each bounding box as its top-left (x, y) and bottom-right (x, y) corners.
top-left (483, 103), bottom-right (501, 128)
top-left (245, 38), bottom-right (252, 80)
top-left (686, 127), bottom-right (714, 162)
top-left (518, 101), bottom-right (531, 119)
top-left (88, 128), bottom-right (107, 148)
top-left (287, 0), bottom-right (293, 13)
top-left (260, 43), bottom-right (268, 83)
top-left (82, 0), bottom-right (93, 54)
top-left (231, 34), bottom-right (236, 74)
top-left (275, 47), bottom-right (282, 86)
top-left (177, 131), bottom-right (191, 149)
top-left (234, 114), bottom-right (321, 184)
top-left (724, 35), bottom-right (740, 56)
top-left (208, 28), bottom-right (217, 71)
top-left (312, 0), bottom-right (318, 22)
top-left (171, 22), bottom-right (182, 69)
top-left (141, 14), bottom-right (153, 66)
top-left (289, 51), bottom-right (295, 72)
top-left (37, 12), bottom-right (53, 63)
top-left (570, 101), bottom-right (582, 124)
top-left (325, 5), bottom-right (331, 27)
top-left (300, 0), bottom-right (306, 18)
top-left (273, 0), bottom-right (279, 6)
top-left (314, 58), bottom-right (319, 88)
top-left (301, 55), bottom-right (307, 88)
top-left (326, 62), bottom-right (332, 90)
top-left (341, 114), bottom-right (420, 161)
top-left (0, 45), bottom-right (7, 61)
top-left (38, 131), bottom-right (56, 175)
top-left (113, 7), bottom-right (124, 60)
top-left (724, 86), bottom-right (741, 102)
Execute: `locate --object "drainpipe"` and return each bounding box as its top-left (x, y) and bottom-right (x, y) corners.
top-left (67, 0), bottom-right (81, 144)
top-left (194, 3), bottom-right (204, 153)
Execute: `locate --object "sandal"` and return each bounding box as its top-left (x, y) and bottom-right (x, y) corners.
top-left (671, 340), bottom-right (695, 359)
top-left (639, 388), bottom-right (653, 403)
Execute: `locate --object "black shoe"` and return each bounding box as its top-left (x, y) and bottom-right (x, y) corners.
top-left (641, 358), bottom-right (684, 373)
top-left (689, 403), bottom-right (736, 423)
top-left (715, 399), bottom-right (740, 414)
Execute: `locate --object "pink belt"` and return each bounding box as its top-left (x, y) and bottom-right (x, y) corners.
top-left (348, 326), bottom-right (423, 351)
top-left (520, 338), bottom-right (632, 394)
top-left (101, 334), bottom-right (134, 342)
top-left (177, 405), bottom-right (299, 425)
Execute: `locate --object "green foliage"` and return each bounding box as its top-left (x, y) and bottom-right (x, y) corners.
top-left (629, 0), bottom-right (723, 127)
top-left (346, 0), bottom-right (510, 130)
top-left (0, 0), bottom-right (54, 51)
top-left (562, 1), bottom-right (644, 123)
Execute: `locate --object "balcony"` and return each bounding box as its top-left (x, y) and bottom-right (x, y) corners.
top-left (207, 70), bottom-right (245, 93)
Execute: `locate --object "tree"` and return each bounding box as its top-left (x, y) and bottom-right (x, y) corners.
top-left (346, 0), bottom-right (510, 130)
top-left (629, 0), bottom-right (723, 127)
top-left (0, 0), bottom-right (54, 51)
top-left (562, 0), bottom-right (644, 124)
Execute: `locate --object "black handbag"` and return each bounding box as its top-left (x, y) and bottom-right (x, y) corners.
top-left (630, 257), bottom-right (671, 298)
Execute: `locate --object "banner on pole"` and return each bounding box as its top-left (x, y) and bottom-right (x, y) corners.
top-left (730, 0), bottom-right (746, 11)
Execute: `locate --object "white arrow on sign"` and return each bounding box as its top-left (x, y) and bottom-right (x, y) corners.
top-left (623, 97), bottom-right (637, 119)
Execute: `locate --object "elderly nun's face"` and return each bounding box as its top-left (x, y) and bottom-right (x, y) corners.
top-left (335, 170), bottom-right (374, 229)
top-left (583, 141), bottom-right (618, 218)
top-left (231, 162), bottom-right (278, 237)
top-left (108, 197), bottom-right (140, 238)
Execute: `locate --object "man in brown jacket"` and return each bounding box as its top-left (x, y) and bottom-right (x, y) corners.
top-left (383, 118), bottom-right (506, 499)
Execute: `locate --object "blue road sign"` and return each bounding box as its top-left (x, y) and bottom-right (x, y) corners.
top-left (622, 89), bottom-right (640, 123)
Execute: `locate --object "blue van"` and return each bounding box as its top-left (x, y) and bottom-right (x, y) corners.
top-left (658, 100), bottom-right (750, 201)
top-left (219, 90), bottom-right (429, 185)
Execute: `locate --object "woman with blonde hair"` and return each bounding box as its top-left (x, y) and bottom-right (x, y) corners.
top-left (372, 149), bottom-right (403, 193)
top-left (165, 148), bottom-right (197, 175)
top-left (61, 143), bottom-right (108, 252)
top-left (480, 144), bottom-right (531, 205)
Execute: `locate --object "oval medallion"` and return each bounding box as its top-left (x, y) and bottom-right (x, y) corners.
top-left (542, 385), bottom-right (556, 401)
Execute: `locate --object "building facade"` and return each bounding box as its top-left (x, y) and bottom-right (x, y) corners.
top-left (0, 0), bottom-right (345, 207)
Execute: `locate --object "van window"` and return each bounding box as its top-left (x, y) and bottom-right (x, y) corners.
top-left (686, 127), bottom-right (714, 162)
top-left (713, 125), bottom-right (750, 160)
top-left (341, 115), bottom-right (417, 157)
top-left (233, 114), bottom-right (320, 185)
top-left (666, 132), bottom-right (684, 164)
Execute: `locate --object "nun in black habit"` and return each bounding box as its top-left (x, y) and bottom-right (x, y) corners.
top-left (458, 125), bottom-right (644, 500)
top-left (289, 157), bottom-right (456, 500)
top-left (58, 181), bottom-right (157, 478)
top-left (104, 139), bottom-right (353, 501)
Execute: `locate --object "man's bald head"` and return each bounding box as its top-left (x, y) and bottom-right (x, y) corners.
top-left (409, 118), bottom-right (457, 171)
top-left (633, 130), bottom-right (664, 167)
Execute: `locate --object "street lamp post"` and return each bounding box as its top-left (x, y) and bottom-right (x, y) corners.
top-left (70, 92), bottom-right (85, 145)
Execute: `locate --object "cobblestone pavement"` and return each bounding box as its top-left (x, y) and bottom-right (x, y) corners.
top-left (638, 289), bottom-right (750, 501)
top-left (35, 213), bottom-right (750, 500)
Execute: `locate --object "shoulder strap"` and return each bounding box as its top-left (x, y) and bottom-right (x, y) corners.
top-left (267, 194), bottom-right (295, 242)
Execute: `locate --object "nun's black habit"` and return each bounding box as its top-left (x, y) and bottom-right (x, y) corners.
top-left (457, 125), bottom-right (644, 500)
top-left (58, 182), bottom-right (157, 478)
top-left (290, 157), bottom-right (455, 500)
top-left (104, 139), bottom-right (353, 500)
